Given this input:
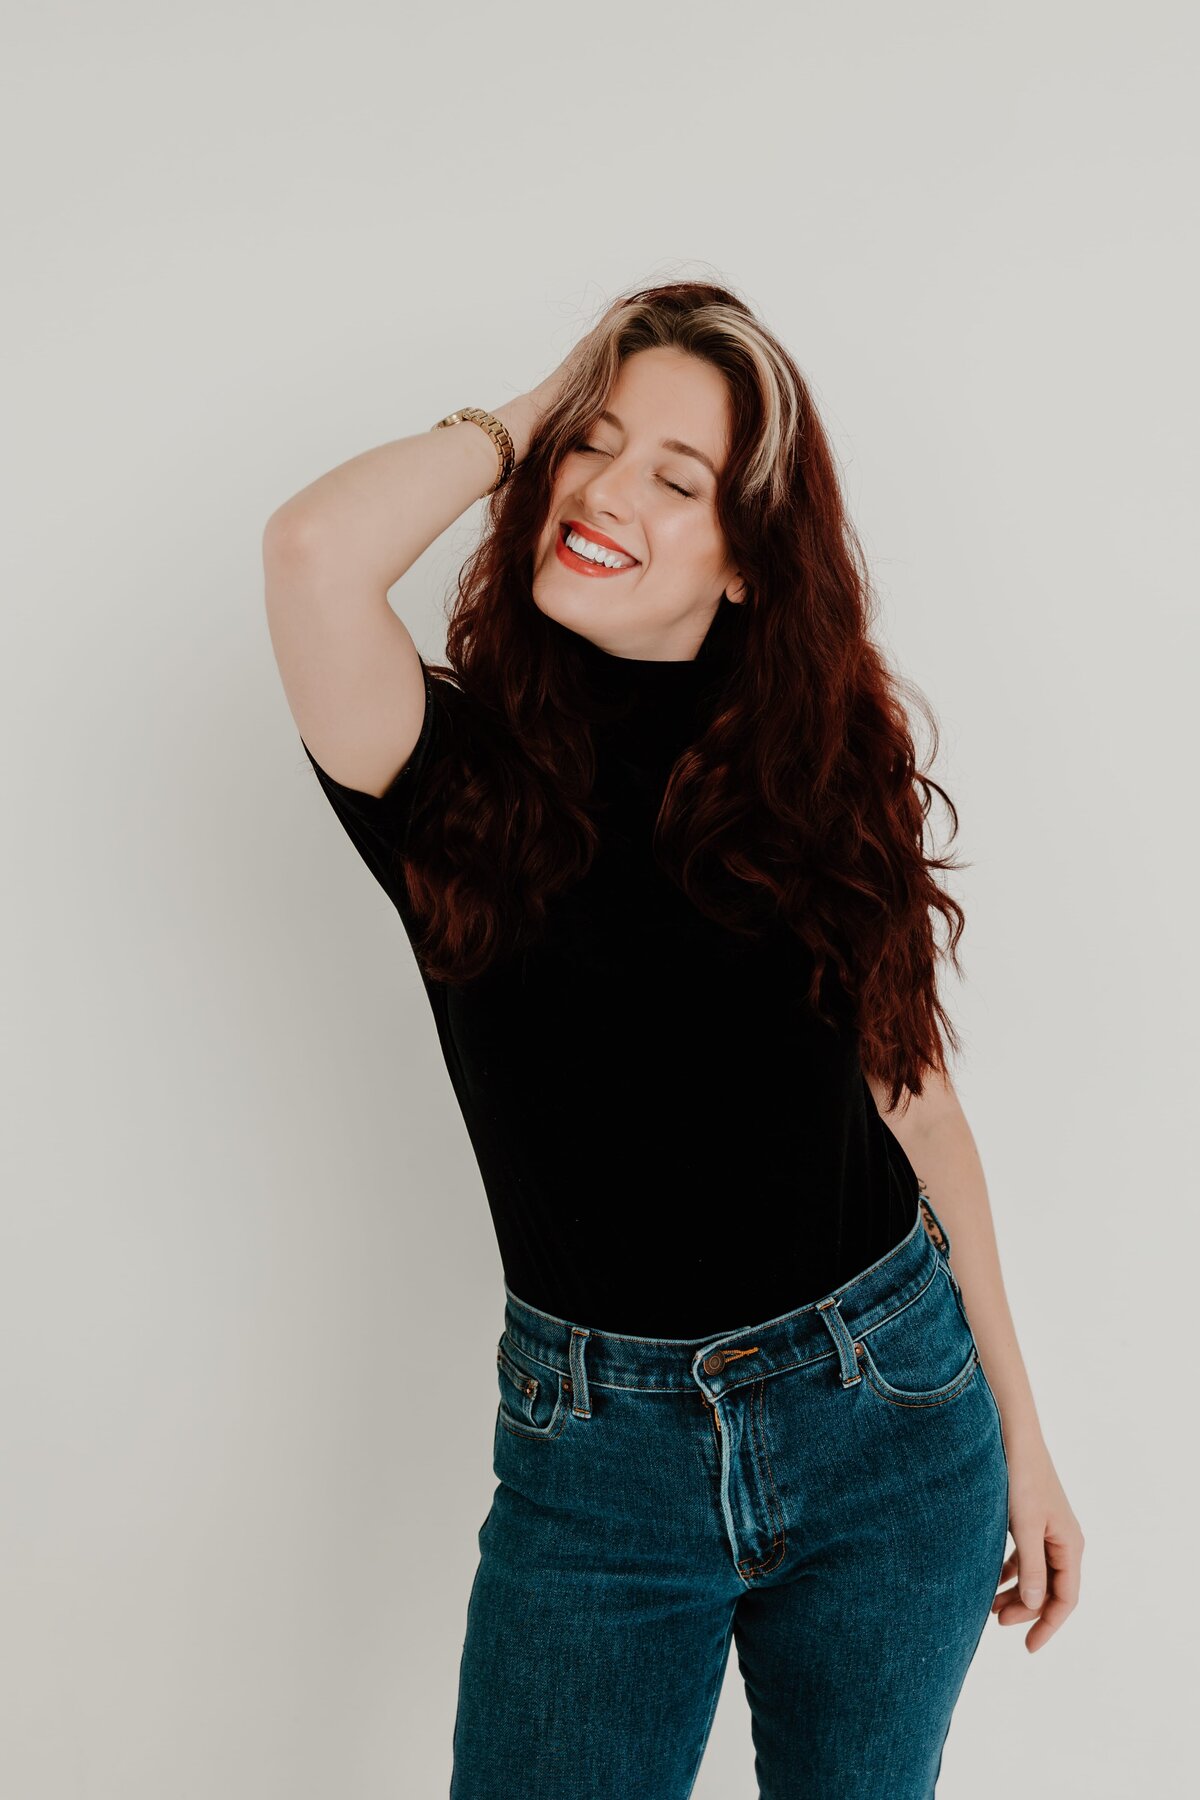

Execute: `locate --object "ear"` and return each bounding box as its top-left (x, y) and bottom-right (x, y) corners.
top-left (724, 575), bottom-right (749, 605)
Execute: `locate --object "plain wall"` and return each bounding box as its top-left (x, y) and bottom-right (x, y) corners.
top-left (3, 0), bottom-right (1196, 1793)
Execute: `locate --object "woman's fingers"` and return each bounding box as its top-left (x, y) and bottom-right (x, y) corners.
top-left (992, 1513), bottom-right (1085, 1651)
top-left (1013, 1516), bottom-right (1048, 1612)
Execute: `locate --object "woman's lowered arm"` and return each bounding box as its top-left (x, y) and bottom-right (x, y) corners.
top-left (867, 1068), bottom-right (1085, 1654)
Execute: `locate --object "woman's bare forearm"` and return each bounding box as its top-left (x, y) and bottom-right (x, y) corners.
top-left (263, 390), bottom-right (546, 590)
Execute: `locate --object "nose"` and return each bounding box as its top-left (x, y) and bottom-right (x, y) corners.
top-left (579, 460), bottom-right (637, 526)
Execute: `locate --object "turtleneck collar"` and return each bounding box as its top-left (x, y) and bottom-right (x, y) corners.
top-left (545, 611), bottom-right (730, 715)
top-left (574, 628), bottom-right (705, 697)
top-left (540, 606), bottom-right (742, 786)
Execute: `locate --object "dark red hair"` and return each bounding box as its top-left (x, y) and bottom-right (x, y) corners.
top-left (402, 280), bottom-right (967, 1110)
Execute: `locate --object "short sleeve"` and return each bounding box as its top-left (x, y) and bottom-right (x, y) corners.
top-left (300, 661), bottom-right (446, 906)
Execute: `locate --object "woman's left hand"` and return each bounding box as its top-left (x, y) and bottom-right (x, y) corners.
top-left (991, 1431), bottom-right (1085, 1652)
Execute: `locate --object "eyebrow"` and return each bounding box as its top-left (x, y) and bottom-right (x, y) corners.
top-left (596, 410), bottom-right (718, 479)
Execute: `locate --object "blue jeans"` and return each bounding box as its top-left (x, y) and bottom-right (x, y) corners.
top-left (450, 1192), bottom-right (1010, 1798)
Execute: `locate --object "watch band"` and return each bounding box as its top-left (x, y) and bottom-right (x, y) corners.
top-left (432, 406), bottom-right (516, 495)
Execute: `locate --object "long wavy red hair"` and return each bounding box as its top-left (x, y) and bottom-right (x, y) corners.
top-left (402, 279), bottom-right (968, 1109)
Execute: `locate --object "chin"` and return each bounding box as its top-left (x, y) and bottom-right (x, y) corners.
top-left (532, 583), bottom-right (590, 625)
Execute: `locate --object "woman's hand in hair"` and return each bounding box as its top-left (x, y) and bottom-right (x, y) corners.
top-left (527, 296), bottom-right (632, 422)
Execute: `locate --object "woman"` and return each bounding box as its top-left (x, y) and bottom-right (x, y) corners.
top-left (264, 281), bottom-right (1083, 1797)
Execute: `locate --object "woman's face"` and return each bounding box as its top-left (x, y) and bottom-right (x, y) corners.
top-left (532, 346), bottom-right (746, 660)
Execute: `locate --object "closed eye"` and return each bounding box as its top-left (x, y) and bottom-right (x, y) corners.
top-left (570, 440), bottom-right (696, 500)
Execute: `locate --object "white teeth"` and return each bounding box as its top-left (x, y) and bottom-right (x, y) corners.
top-left (564, 528), bottom-right (635, 569)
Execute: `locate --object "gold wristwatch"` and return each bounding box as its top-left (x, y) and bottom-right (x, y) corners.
top-left (432, 407), bottom-right (516, 495)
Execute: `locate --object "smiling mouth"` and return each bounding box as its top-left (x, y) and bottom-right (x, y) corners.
top-left (556, 522), bottom-right (641, 576)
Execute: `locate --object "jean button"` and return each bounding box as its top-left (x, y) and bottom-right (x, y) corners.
top-left (703, 1351), bottom-right (725, 1374)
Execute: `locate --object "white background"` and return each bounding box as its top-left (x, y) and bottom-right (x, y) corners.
top-left (3, 1), bottom-right (1196, 1793)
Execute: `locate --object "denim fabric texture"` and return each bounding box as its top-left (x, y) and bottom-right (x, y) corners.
top-left (450, 1192), bottom-right (1010, 1798)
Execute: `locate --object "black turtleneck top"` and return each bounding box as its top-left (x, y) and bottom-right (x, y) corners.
top-left (300, 615), bottom-right (920, 1338)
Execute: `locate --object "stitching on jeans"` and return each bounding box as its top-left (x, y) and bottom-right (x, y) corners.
top-left (496, 1344), bottom-right (569, 1438)
top-left (499, 1412), bottom-right (569, 1439)
top-left (752, 1376), bottom-right (787, 1574)
top-left (737, 1379), bottom-right (786, 1579)
top-left (497, 1381), bottom-right (570, 1439)
top-left (497, 1343), bottom-right (540, 1401)
top-left (522, 1342), bottom-right (837, 1397)
top-left (569, 1328), bottom-right (593, 1418)
top-left (501, 1278), bottom-right (937, 1400)
top-left (737, 1528), bottom-right (783, 1579)
top-left (507, 1316), bottom-right (927, 1400)
top-left (497, 1336), bottom-right (565, 1380)
top-left (738, 1531), bottom-right (784, 1579)
top-left (859, 1347), bottom-right (979, 1409)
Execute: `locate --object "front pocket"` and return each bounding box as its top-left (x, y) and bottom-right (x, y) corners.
top-left (496, 1333), bottom-right (569, 1439)
top-left (855, 1261), bottom-right (980, 1409)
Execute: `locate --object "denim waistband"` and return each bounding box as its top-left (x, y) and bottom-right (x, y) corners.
top-left (502, 1189), bottom-right (958, 1410)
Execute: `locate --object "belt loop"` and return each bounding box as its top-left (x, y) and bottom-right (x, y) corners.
top-left (568, 1326), bottom-right (592, 1418)
top-left (815, 1296), bottom-right (862, 1386)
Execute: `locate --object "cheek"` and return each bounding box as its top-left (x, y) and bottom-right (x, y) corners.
top-left (656, 519), bottom-right (722, 578)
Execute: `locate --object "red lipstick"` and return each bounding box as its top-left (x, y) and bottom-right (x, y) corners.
top-left (555, 520), bottom-right (641, 578)
top-left (562, 519), bottom-right (639, 561)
